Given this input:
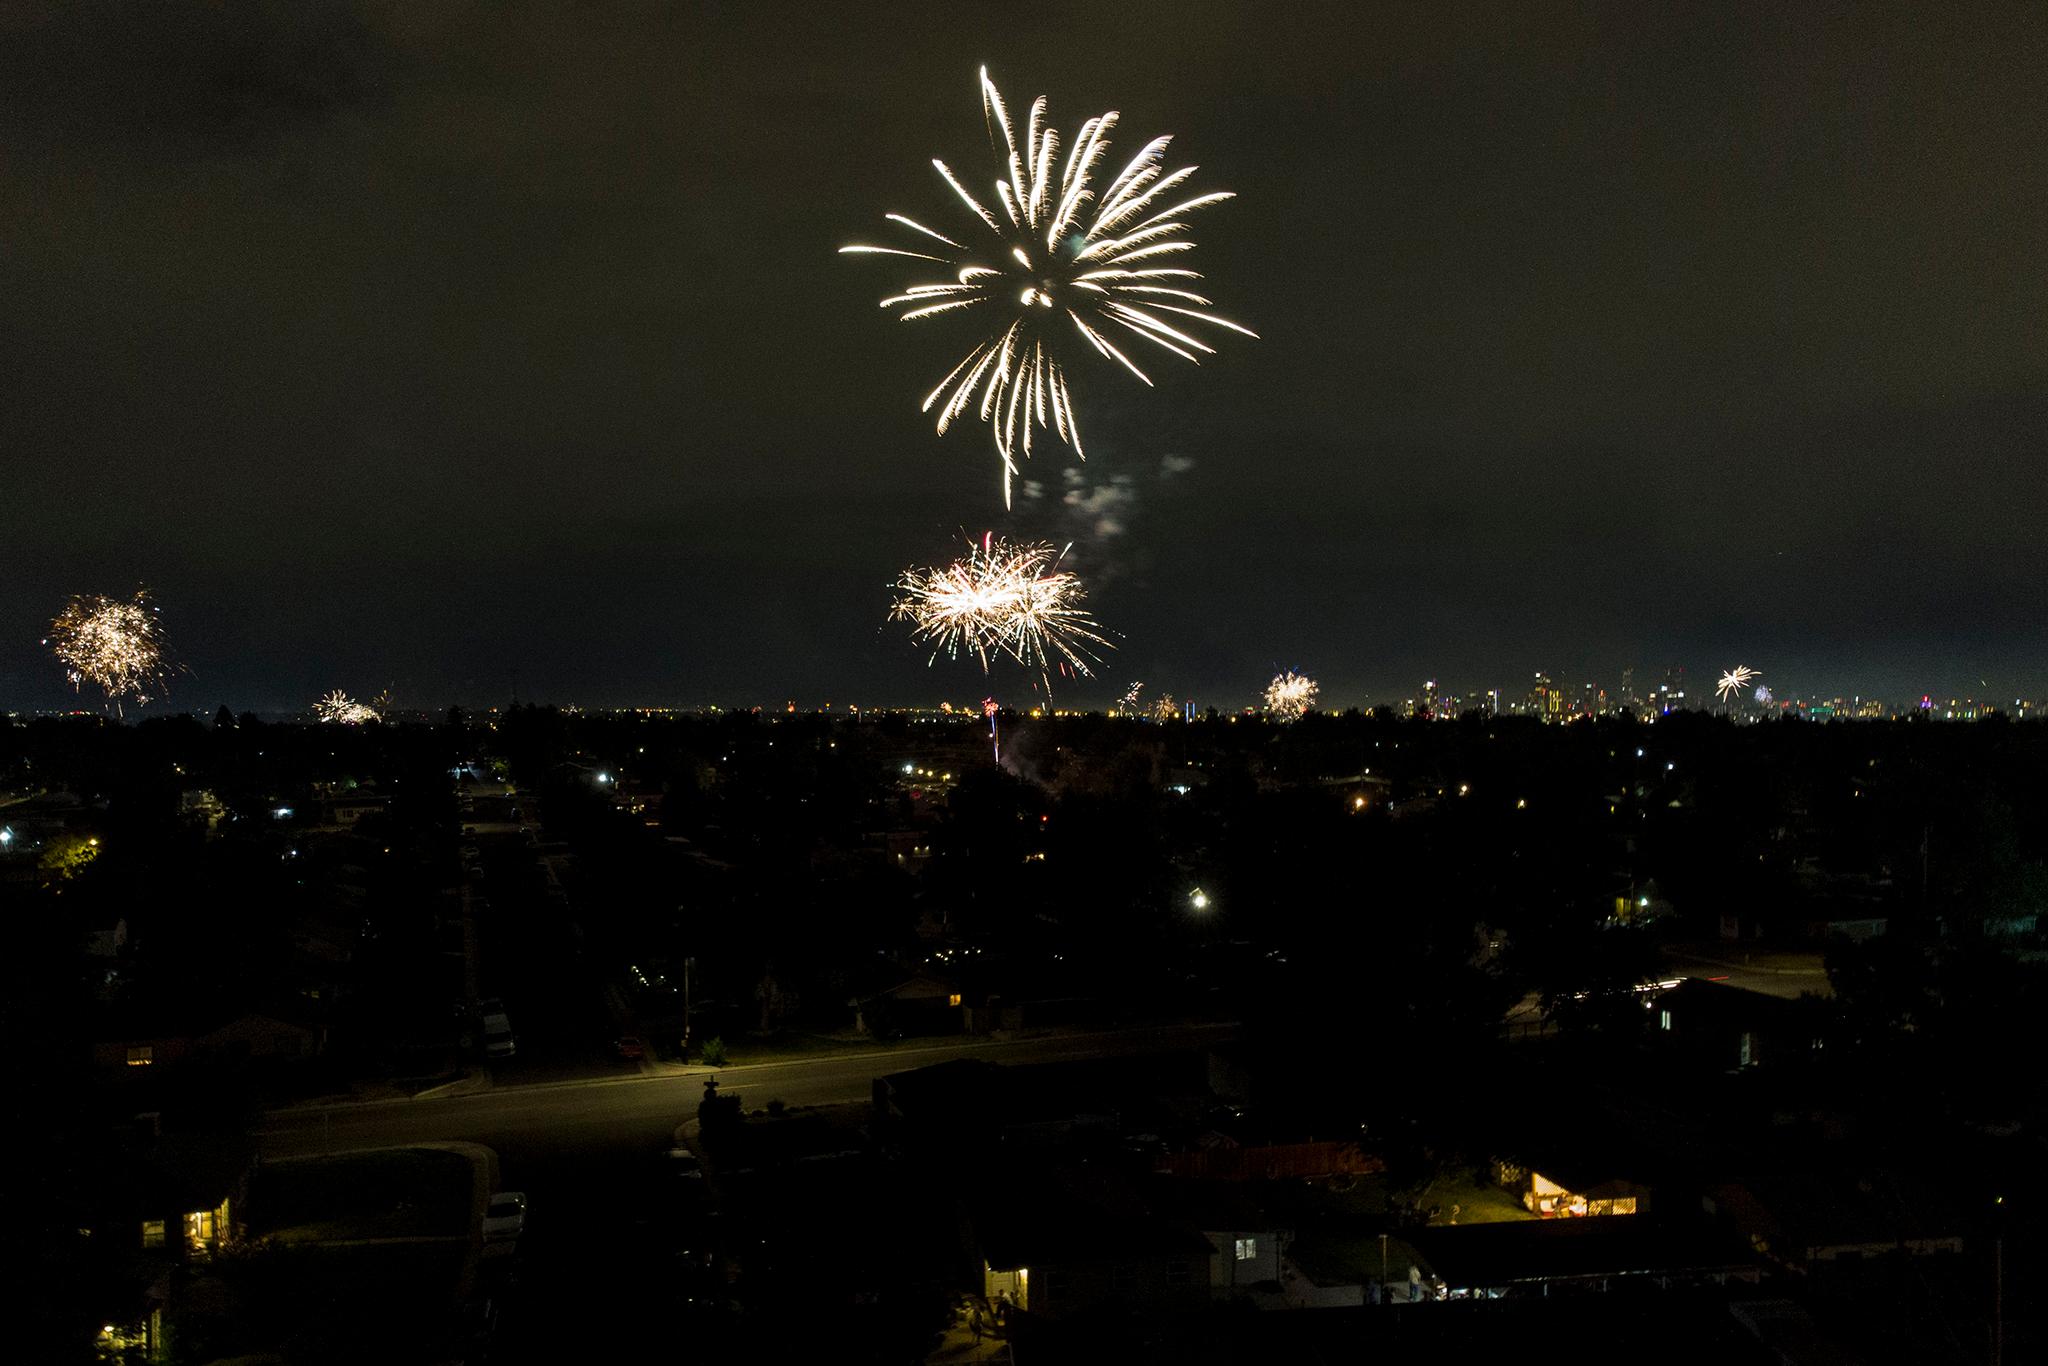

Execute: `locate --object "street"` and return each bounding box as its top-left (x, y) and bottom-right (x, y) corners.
top-left (255, 1021), bottom-right (1234, 1362)
top-left (256, 1021), bottom-right (1240, 1160)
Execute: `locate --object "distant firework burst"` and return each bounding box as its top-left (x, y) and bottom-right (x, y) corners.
top-left (314, 691), bottom-right (380, 725)
top-left (1264, 670), bottom-right (1319, 722)
top-left (45, 589), bottom-right (171, 708)
top-left (843, 66), bottom-right (1255, 505)
top-left (890, 533), bottom-right (1114, 682)
top-left (1117, 681), bottom-right (1145, 715)
top-left (1716, 666), bottom-right (1760, 702)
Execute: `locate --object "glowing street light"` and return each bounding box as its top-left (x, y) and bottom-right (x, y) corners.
top-left (1190, 888), bottom-right (1211, 912)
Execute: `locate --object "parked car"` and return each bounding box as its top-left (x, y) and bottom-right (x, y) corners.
top-left (614, 1035), bottom-right (646, 1060)
top-left (482, 1192), bottom-right (527, 1241)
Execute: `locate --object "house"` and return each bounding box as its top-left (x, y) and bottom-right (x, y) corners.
top-left (1653, 977), bottom-right (1820, 1071)
top-left (322, 796), bottom-right (388, 826)
top-left (1408, 1217), bottom-right (1763, 1298)
top-left (91, 1127), bottom-right (256, 1263)
top-left (848, 968), bottom-right (964, 1038)
top-left (873, 1052), bottom-right (1220, 1161)
top-left (1141, 1179), bottom-right (1292, 1300)
top-left (1705, 1169), bottom-right (1964, 1273)
top-left (1494, 1155), bottom-right (1653, 1218)
top-left (1160, 1139), bottom-right (1382, 1183)
top-left (973, 1169), bottom-right (1214, 1322)
top-left (93, 1007), bottom-right (324, 1072)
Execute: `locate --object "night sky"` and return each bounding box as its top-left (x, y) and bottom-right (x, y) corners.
top-left (4, 1), bottom-right (2043, 712)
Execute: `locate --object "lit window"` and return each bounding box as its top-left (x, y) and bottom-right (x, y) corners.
top-left (1234, 1237), bottom-right (1257, 1261)
top-left (141, 1220), bottom-right (165, 1248)
top-left (948, 993), bottom-right (963, 1008)
top-left (1659, 1010), bottom-right (1672, 1031)
top-left (126, 1046), bottom-right (153, 1067)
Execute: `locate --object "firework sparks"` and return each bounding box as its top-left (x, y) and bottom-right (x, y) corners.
top-left (843, 66), bottom-right (1255, 505)
top-left (1716, 666), bottom-right (1760, 702)
top-left (314, 690), bottom-right (380, 724)
top-left (1752, 685), bottom-right (1773, 705)
top-left (890, 533), bottom-right (1114, 682)
top-left (1264, 670), bottom-right (1318, 722)
top-left (1117, 681), bottom-right (1144, 715)
top-left (45, 589), bottom-right (171, 708)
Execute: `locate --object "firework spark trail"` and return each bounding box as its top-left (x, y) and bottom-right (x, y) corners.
top-left (1716, 666), bottom-right (1760, 702)
top-left (890, 533), bottom-right (1114, 685)
top-left (1264, 670), bottom-right (1318, 721)
top-left (45, 589), bottom-right (171, 710)
top-left (1117, 681), bottom-right (1144, 715)
top-left (843, 67), bottom-right (1256, 506)
top-left (314, 691), bottom-right (380, 724)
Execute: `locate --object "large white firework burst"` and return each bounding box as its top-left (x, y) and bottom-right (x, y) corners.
top-left (1715, 666), bottom-right (1760, 702)
top-left (45, 589), bottom-right (171, 708)
top-left (314, 690), bottom-right (380, 724)
top-left (1264, 670), bottom-right (1318, 721)
top-left (890, 533), bottom-right (1114, 683)
top-left (843, 66), bottom-right (1255, 505)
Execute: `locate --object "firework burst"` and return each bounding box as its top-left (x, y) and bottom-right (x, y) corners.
top-left (1264, 670), bottom-right (1318, 721)
top-left (890, 533), bottom-right (1114, 683)
top-left (314, 691), bottom-right (380, 724)
top-left (1117, 681), bottom-right (1145, 715)
top-left (843, 66), bottom-right (1255, 505)
top-left (1715, 666), bottom-right (1760, 702)
top-left (45, 589), bottom-right (171, 709)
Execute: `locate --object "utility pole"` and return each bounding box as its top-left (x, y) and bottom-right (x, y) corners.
top-left (683, 955), bottom-right (695, 1057)
top-left (1993, 1195), bottom-right (2004, 1366)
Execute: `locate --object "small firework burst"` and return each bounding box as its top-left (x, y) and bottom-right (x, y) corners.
top-left (45, 589), bottom-right (171, 708)
top-left (313, 691), bottom-right (380, 724)
top-left (890, 533), bottom-right (1114, 682)
top-left (1263, 670), bottom-right (1318, 721)
top-left (1716, 666), bottom-right (1760, 702)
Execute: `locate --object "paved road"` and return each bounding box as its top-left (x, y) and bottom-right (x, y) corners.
top-left (256, 1022), bottom-right (1235, 1364)
top-left (1658, 945), bottom-right (1833, 1000)
top-left (255, 1021), bottom-right (1241, 1161)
